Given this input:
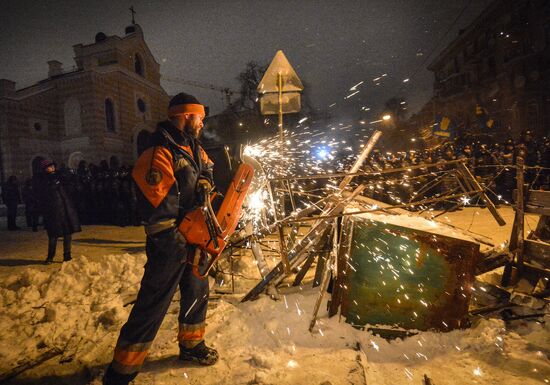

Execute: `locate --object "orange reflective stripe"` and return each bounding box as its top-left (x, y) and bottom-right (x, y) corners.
top-left (178, 328), bottom-right (204, 341)
top-left (113, 348), bottom-right (148, 367)
top-left (132, 147), bottom-right (176, 208)
top-left (177, 324), bottom-right (205, 342)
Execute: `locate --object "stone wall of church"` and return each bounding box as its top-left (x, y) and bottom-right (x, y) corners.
top-left (90, 69), bottom-right (168, 166)
top-left (0, 26), bottom-right (170, 181)
top-left (3, 87), bottom-right (61, 178)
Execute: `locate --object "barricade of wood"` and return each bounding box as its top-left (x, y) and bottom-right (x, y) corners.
top-left (502, 156), bottom-right (550, 289)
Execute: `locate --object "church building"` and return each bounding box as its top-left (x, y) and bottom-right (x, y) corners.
top-left (0, 24), bottom-right (169, 181)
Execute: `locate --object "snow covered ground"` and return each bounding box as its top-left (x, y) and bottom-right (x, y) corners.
top-left (0, 207), bottom-right (548, 384)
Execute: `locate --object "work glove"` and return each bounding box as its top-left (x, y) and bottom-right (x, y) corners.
top-left (196, 178), bottom-right (212, 206)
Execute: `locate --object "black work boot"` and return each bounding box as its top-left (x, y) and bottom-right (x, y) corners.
top-left (179, 341), bottom-right (219, 365)
top-left (103, 364), bottom-right (137, 385)
top-left (45, 257), bottom-right (53, 265)
top-left (63, 253), bottom-right (72, 262)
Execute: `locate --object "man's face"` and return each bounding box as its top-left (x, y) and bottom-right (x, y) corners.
top-left (184, 114), bottom-right (205, 138)
top-left (46, 165), bottom-right (55, 173)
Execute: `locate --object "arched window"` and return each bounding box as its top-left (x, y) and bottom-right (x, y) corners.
top-left (134, 53), bottom-right (144, 76)
top-left (105, 98), bottom-right (116, 132)
top-left (137, 98), bottom-right (146, 113)
top-left (64, 97), bottom-right (82, 135)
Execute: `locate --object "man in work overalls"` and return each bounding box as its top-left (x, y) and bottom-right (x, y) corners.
top-left (103, 93), bottom-right (218, 385)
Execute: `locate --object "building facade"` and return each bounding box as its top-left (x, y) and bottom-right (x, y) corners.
top-left (0, 24), bottom-right (169, 181)
top-left (426, 0), bottom-right (550, 140)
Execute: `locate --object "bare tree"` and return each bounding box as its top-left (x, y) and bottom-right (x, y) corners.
top-left (235, 61), bottom-right (267, 112)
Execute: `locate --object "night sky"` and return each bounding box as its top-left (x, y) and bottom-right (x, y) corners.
top-left (0, 0), bottom-right (491, 117)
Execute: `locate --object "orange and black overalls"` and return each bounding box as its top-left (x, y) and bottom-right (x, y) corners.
top-left (104, 121), bottom-right (214, 385)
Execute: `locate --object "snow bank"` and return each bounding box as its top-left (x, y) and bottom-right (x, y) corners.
top-left (1, 252), bottom-right (548, 384)
top-left (0, 254), bottom-right (146, 377)
top-left (204, 290), bottom-right (550, 385)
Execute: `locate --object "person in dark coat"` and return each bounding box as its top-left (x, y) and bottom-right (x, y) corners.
top-left (2, 175), bottom-right (21, 230)
top-left (21, 178), bottom-right (39, 231)
top-left (76, 160), bottom-right (92, 225)
top-left (34, 159), bottom-right (81, 264)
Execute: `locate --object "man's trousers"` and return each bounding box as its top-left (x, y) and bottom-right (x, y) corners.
top-left (104, 238), bottom-right (209, 384)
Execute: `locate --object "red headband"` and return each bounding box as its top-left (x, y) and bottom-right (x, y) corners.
top-left (168, 103), bottom-right (205, 117)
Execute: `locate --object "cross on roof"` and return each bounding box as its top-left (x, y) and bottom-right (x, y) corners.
top-left (129, 5), bottom-right (136, 24)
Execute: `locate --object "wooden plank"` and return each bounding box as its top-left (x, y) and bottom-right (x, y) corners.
top-left (476, 251), bottom-right (512, 275)
top-left (313, 251), bottom-right (328, 287)
top-left (242, 131), bottom-right (383, 302)
top-left (292, 231), bottom-right (331, 287)
top-left (522, 262), bottom-right (550, 277)
top-left (513, 189), bottom-right (550, 206)
top-left (515, 157), bottom-right (526, 275)
top-left (524, 205), bottom-right (550, 216)
top-left (532, 215), bottom-right (550, 241)
top-left (509, 211), bottom-right (519, 251)
top-left (524, 239), bottom-right (550, 267)
top-left (329, 218), bottom-right (354, 317)
top-left (309, 237), bottom-right (336, 332)
top-left (241, 199), bottom-right (349, 302)
top-left (526, 190), bottom-right (550, 207)
top-left (242, 185), bottom-right (367, 302)
top-left (458, 162), bottom-right (506, 226)
top-left (292, 253), bottom-right (316, 286)
top-left (250, 241), bottom-right (270, 279)
top-left (338, 130), bottom-right (382, 190)
top-left (313, 229), bottom-right (334, 287)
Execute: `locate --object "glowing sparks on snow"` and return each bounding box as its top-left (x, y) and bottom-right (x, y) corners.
top-left (370, 340), bottom-right (380, 351)
top-left (473, 367), bottom-right (483, 376)
top-left (286, 359), bottom-right (299, 368)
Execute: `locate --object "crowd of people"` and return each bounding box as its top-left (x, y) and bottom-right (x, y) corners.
top-left (363, 134), bottom-right (549, 206)
top-left (1, 159), bottom-right (140, 233)
top-left (2, 134), bottom-right (549, 232)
